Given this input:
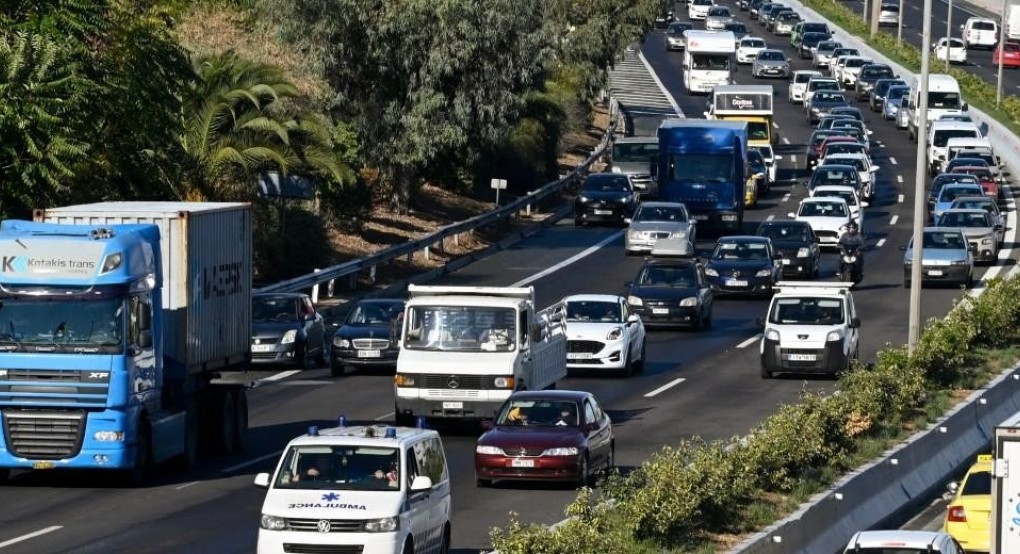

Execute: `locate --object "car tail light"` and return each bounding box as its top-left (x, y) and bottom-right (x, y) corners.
top-left (947, 505), bottom-right (967, 522)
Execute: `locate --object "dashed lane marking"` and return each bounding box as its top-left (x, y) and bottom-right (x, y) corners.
top-left (644, 378), bottom-right (687, 398)
top-left (737, 334), bottom-right (762, 349)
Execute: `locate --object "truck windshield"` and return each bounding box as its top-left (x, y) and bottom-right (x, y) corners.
top-left (691, 53), bottom-right (731, 70)
top-left (933, 129), bottom-right (977, 147)
top-left (747, 121), bottom-right (770, 141)
top-left (274, 445), bottom-right (402, 491)
top-left (404, 306), bottom-right (517, 352)
top-left (928, 91), bottom-right (962, 109)
top-left (0, 296), bottom-right (124, 352)
top-left (769, 297), bottom-right (844, 325)
top-left (612, 142), bottom-right (658, 162)
top-left (668, 154), bottom-right (734, 182)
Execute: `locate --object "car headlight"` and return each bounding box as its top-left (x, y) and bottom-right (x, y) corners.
top-left (756, 269), bottom-right (772, 277)
top-left (905, 257), bottom-right (912, 265)
top-left (705, 268), bottom-right (719, 276)
top-left (679, 297), bottom-right (699, 307)
top-left (797, 247), bottom-right (810, 258)
top-left (951, 260), bottom-right (969, 266)
top-left (260, 514), bottom-right (286, 531)
top-left (628, 229), bottom-right (644, 238)
top-left (542, 447), bottom-right (579, 456)
top-left (619, 196), bottom-right (631, 203)
top-left (333, 337), bottom-right (350, 348)
top-left (395, 373), bottom-right (416, 387)
top-left (579, 196), bottom-right (590, 203)
top-left (826, 330), bottom-right (842, 342)
top-left (671, 230), bottom-right (687, 239)
top-left (493, 376), bottom-right (514, 388)
top-left (364, 517), bottom-right (399, 533)
top-left (606, 327), bottom-right (623, 341)
top-left (765, 328), bottom-right (780, 341)
top-left (281, 330), bottom-right (297, 344)
top-left (476, 445), bottom-right (505, 455)
top-left (93, 431), bottom-right (124, 442)
top-left (627, 295), bottom-right (643, 306)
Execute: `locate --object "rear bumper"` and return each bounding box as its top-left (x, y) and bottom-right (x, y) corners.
top-left (632, 305), bottom-right (701, 327)
top-left (476, 454), bottom-right (582, 482)
top-left (904, 264), bottom-right (971, 284)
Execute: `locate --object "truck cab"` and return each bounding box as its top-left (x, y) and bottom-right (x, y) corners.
top-left (394, 286), bottom-right (566, 424)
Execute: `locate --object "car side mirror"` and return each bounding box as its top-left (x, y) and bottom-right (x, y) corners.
top-left (867, 130), bottom-right (874, 135)
top-left (995, 224), bottom-right (1004, 231)
top-left (787, 212), bottom-right (797, 219)
top-left (962, 102), bottom-right (969, 111)
top-left (627, 313), bottom-right (641, 324)
top-left (755, 316), bottom-right (766, 328)
top-left (254, 472), bottom-right (270, 488)
top-left (774, 155), bottom-right (784, 160)
top-left (410, 475), bottom-right (433, 492)
top-left (947, 481), bottom-right (959, 495)
top-left (481, 420), bottom-right (494, 430)
top-left (624, 280), bottom-right (633, 288)
top-left (624, 217), bottom-right (632, 224)
top-left (850, 317), bottom-right (861, 328)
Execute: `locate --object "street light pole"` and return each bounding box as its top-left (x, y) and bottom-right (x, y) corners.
top-left (945, 0), bottom-right (953, 70)
top-left (909, 0), bottom-right (935, 352)
top-left (871, 0), bottom-right (882, 37)
top-left (998, 0), bottom-right (1008, 105)
top-left (898, 0), bottom-right (904, 43)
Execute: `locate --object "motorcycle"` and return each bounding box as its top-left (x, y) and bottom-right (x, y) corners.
top-left (838, 244), bottom-right (863, 284)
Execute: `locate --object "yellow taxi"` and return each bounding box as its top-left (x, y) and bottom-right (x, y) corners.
top-left (942, 453), bottom-right (992, 553)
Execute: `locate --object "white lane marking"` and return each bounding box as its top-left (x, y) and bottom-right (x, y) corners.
top-left (258, 370), bottom-right (301, 383)
top-left (374, 411), bottom-right (395, 421)
top-left (767, 214), bottom-right (776, 221)
top-left (511, 231), bottom-right (624, 287)
top-left (772, 121), bottom-right (780, 128)
top-left (637, 51), bottom-right (683, 116)
top-left (972, 185), bottom-right (1018, 291)
top-left (175, 481), bottom-right (200, 491)
top-left (737, 334), bottom-right (762, 349)
top-left (876, 238), bottom-right (887, 248)
top-left (782, 137), bottom-right (791, 144)
top-left (889, 157), bottom-right (898, 165)
top-left (897, 175), bottom-right (904, 183)
top-left (898, 194), bottom-right (905, 203)
top-left (890, 215), bottom-right (900, 225)
top-left (0, 526), bottom-right (63, 550)
top-left (221, 450), bottom-right (283, 474)
top-left (644, 377), bottom-right (687, 398)
top-left (782, 193), bottom-right (792, 203)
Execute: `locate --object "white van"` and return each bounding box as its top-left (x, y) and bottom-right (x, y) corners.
top-left (255, 424), bottom-right (451, 554)
top-left (906, 74), bottom-right (968, 142)
top-left (927, 120), bottom-right (982, 175)
top-left (961, 17), bottom-right (999, 49)
top-left (684, 30), bottom-right (737, 94)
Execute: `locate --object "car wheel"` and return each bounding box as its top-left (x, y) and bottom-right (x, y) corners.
top-left (296, 343), bottom-right (310, 370)
top-left (575, 217), bottom-right (584, 227)
top-left (634, 339), bottom-right (647, 372)
top-left (476, 477), bottom-right (492, 488)
top-left (605, 442), bottom-right (616, 472)
top-left (621, 348), bottom-right (634, 378)
top-left (692, 310), bottom-right (705, 332)
top-left (963, 274), bottom-right (974, 289)
top-left (903, 277), bottom-right (911, 288)
top-left (315, 347), bottom-right (327, 368)
top-left (577, 454), bottom-right (591, 488)
top-left (703, 311), bottom-right (713, 329)
top-left (330, 362), bottom-right (346, 377)
top-left (761, 365), bottom-right (773, 379)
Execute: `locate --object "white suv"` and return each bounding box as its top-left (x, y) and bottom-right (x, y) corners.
top-left (758, 281), bottom-right (861, 379)
top-left (255, 424), bottom-right (451, 554)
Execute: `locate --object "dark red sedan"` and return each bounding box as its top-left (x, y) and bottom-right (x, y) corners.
top-left (474, 390), bottom-right (614, 487)
top-left (955, 165), bottom-right (1000, 198)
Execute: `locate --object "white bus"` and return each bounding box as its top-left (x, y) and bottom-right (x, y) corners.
top-left (684, 30), bottom-right (737, 95)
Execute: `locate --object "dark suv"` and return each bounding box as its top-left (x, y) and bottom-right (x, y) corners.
top-left (854, 63), bottom-right (896, 101)
top-left (574, 173), bottom-right (638, 226)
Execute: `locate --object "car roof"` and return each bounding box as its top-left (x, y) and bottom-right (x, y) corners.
top-left (509, 389), bottom-right (594, 402)
top-left (287, 424), bottom-right (439, 448)
top-left (813, 185), bottom-right (858, 193)
top-left (638, 201), bottom-right (687, 209)
top-left (802, 196), bottom-right (849, 205)
top-left (847, 530), bottom-right (946, 549)
top-left (254, 292), bottom-right (307, 300)
top-left (815, 164), bottom-right (858, 171)
top-left (717, 235), bottom-right (771, 244)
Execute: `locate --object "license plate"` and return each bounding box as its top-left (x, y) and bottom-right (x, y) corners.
top-left (567, 352), bottom-right (594, 359)
top-left (251, 344), bottom-right (275, 352)
top-left (33, 461), bottom-right (54, 470)
top-left (594, 209), bottom-right (613, 215)
top-left (782, 259), bottom-right (791, 265)
top-left (651, 308), bottom-right (670, 315)
top-left (357, 350), bottom-right (382, 358)
top-left (692, 215), bottom-right (709, 221)
top-left (928, 270), bottom-right (944, 276)
top-left (786, 353), bottom-right (817, 361)
top-left (442, 401), bottom-right (463, 410)
top-left (726, 279), bottom-right (749, 287)
top-left (510, 459), bottom-right (535, 468)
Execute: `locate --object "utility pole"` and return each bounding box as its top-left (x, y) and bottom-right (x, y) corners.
top-left (898, 0), bottom-right (905, 43)
top-left (871, 0), bottom-right (882, 37)
top-left (999, 0), bottom-right (1009, 105)
top-left (909, 0), bottom-right (935, 352)
top-left (945, 0), bottom-right (954, 70)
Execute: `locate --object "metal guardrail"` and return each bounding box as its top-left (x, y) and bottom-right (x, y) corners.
top-left (255, 98), bottom-right (621, 297)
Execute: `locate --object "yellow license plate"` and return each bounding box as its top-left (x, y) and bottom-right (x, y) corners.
top-left (32, 461), bottom-right (55, 470)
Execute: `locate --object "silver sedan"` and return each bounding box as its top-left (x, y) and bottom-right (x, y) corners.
top-left (625, 202), bottom-right (696, 255)
top-left (753, 49), bottom-right (791, 79)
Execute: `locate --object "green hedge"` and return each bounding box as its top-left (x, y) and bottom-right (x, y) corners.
top-left (491, 274), bottom-right (1020, 552)
top-left (802, 0), bottom-right (1020, 136)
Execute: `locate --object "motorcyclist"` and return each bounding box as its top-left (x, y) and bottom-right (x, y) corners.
top-left (838, 221), bottom-right (865, 279)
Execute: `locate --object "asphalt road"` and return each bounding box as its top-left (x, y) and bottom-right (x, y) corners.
top-left (846, 0), bottom-right (1020, 94)
top-left (0, 4), bottom-right (1017, 554)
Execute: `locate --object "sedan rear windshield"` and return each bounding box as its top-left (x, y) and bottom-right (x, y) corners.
top-left (921, 231), bottom-right (967, 249)
top-left (933, 129), bottom-right (978, 147)
top-left (938, 211), bottom-right (990, 227)
top-left (962, 470), bottom-right (991, 495)
top-left (803, 24), bottom-right (829, 33)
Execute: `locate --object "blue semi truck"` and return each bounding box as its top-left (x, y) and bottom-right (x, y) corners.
top-left (656, 119), bottom-right (751, 233)
top-left (0, 202), bottom-right (252, 485)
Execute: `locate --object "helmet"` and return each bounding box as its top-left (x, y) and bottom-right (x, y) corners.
top-left (847, 221), bottom-right (859, 231)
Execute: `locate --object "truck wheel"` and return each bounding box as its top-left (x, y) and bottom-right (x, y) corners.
top-left (124, 420), bottom-right (152, 487)
top-left (178, 400), bottom-right (200, 470)
top-left (761, 365), bottom-right (773, 379)
top-left (0, 468), bottom-right (10, 483)
top-left (214, 391), bottom-right (238, 455)
top-left (233, 389), bottom-right (250, 453)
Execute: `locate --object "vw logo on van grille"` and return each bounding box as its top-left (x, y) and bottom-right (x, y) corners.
top-left (447, 376), bottom-right (460, 389)
top-left (317, 520), bottom-right (331, 533)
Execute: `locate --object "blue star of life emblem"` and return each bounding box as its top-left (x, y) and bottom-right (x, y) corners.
top-left (322, 492), bottom-right (340, 502)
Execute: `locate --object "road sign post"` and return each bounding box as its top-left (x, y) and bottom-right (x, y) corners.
top-left (490, 178), bottom-right (507, 206)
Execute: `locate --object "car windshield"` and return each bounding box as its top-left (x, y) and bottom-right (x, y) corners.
top-left (973, 21), bottom-right (996, 31)
top-left (769, 297), bottom-right (845, 325)
top-left (826, 144), bottom-right (866, 156)
top-left (802, 34), bottom-right (826, 46)
top-left (811, 132), bottom-right (837, 146)
top-left (612, 142), bottom-right (658, 162)
top-left (818, 42), bottom-right (841, 52)
top-left (962, 469), bottom-right (992, 495)
top-left (962, 168), bottom-right (993, 179)
top-left (953, 199), bottom-right (996, 213)
top-left (712, 241), bottom-right (770, 260)
top-left (778, 13), bottom-right (798, 21)
top-left (933, 129), bottom-right (978, 147)
top-left (273, 445), bottom-right (401, 491)
top-left (582, 175), bottom-right (632, 192)
top-left (497, 399), bottom-right (581, 427)
top-left (815, 190), bottom-right (857, 206)
top-left (565, 301), bottom-right (621, 323)
top-left (748, 121), bottom-right (769, 141)
top-left (834, 49), bottom-right (859, 56)
top-left (636, 265), bottom-right (697, 287)
top-left (692, 53), bottom-right (731, 70)
top-left (795, 73), bottom-right (819, 83)
top-left (0, 294), bottom-right (125, 352)
top-left (846, 58), bottom-right (870, 67)
top-left (345, 302), bottom-right (404, 326)
top-left (803, 24), bottom-right (828, 33)
top-left (404, 306), bottom-right (517, 352)
top-left (748, 150), bottom-right (765, 165)
top-left (934, 175), bottom-right (979, 188)
top-left (921, 231), bottom-right (967, 249)
top-left (941, 186), bottom-right (982, 202)
top-left (758, 51), bottom-right (785, 61)
top-left (708, 7), bottom-right (730, 16)
top-left (886, 87), bottom-right (909, 101)
top-left (800, 201), bottom-right (848, 217)
top-left (809, 80), bottom-right (840, 92)
top-left (939, 211), bottom-right (990, 227)
top-left (634, 205), bottom-right (688, 222)
top-left (832, 120), bottom-right (865, 131)
top-left (948, 159), bottom-right (989, 171)
top-left (814, 92), bottom-right (845, 102)
top-left (813, 168), bottom-right (858, 186)
top-left (758, 223), bottom-right (811, 242)
top-left (726, 24), bottom-right (747, 33)
top-left (254, 295), bottom-right (299, 323)
top-left (742, 39), bottom-right (766, 48)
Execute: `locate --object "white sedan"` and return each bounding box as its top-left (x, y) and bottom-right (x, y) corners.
top-left (819, 152), bottom-right (880, 201)
top-left (737, 37), bottom-right (768, 64)
top-left (561, 294), bottom-right (647, 377)
top-left (933, 37), bottom-right (967, 64)
top-left (788, 197), bottom-right (854, 247)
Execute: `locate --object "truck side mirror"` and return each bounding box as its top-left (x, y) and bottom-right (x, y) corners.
top-left (254, 472), bottom-right (270, 488)
top-left (138, 307), bottom-right (152, 331)
top-left (529, 323), bottom-right (543, 343)
top-left (410, 476), bottom-right (433, 492)
top-left (850, 317), bottom-right (861, 328)
top-left (138, 330), bottom-right (153, 349)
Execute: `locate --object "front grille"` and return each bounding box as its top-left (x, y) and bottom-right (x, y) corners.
top-left (252, 337), bottom-right (279, 345)
top-left (423, 374), bottom-right (485, 389)
top-left (285, 519), bottom-right (365, 533)
top-left (568, 340), bottom-right (604, 354)
top-left (3, 409), bottom-right (86, 459)
top-left (502, 446), bottom-right (546, 457)
top-left (0, 369), bottom-right (109, 407)
top-left (283, 545), bottom-right (363, 554)
top-left (780, 348), bottom-right (824, 369)
top-left (425, 389), bottom-right (481, 398)
top-left (252, 352), bottom-right (279, 360)
top-left (815, 230), bottom-right (838, 239)
top-left (351, 338), bottom-right (389, 350)
top-left (6, 369), bottom-right (80, 382)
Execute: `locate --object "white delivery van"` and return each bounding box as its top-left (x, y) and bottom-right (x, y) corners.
top-left (1008, 5), bottom-right (1020, 41)
top-left (394, 285), bottom-right (567, 424)
top-left (907, 74), bottom-right (968, 142)
top-left (684, 30), bottom-right (737, 94)
top-left (254, 423), bottom-right (451, 554)
top-left (961, 17), bottom-right (999, 49)
top-left (926, 120), bottom-right (982, 175)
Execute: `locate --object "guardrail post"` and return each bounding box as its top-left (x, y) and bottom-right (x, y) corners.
top-left (327, 278), bottom-right (335, 298)
top-left (369, 265), bottom-right (377, 283)
top-left (526, 191), bottom-right (533, 217)
top-left (311, 269), bottom-right (322, 304)
top-left (423, 246), bottom-right (430, 261)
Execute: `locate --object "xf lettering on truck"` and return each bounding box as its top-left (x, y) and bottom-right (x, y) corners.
top-left (203, 261), bottom-right (244, 300)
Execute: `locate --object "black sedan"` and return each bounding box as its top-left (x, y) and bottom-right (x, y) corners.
top-left (625, 257), bottom-right (713, 330)
top-left (574, 173), bottom-right (638, 226)
top-left (798, 32), bottom-right (831, 59)
top-left (704, 236), bottom-right (783, 296)
top-left (756, 220), bottom-right (821, 278)
top-left (329, 298), bottom-right (405, 377)
top-left (251, 292), bottom-right (327, 368)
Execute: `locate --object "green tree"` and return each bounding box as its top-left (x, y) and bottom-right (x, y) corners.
top-left (264, 0), bottom-right (549, 212)
top-left (0, 32), bottom-right (91, 218)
